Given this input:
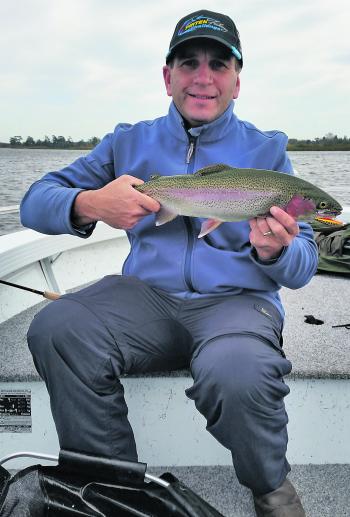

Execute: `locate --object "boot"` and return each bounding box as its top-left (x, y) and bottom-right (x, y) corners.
top-left (253, 478), bottom-right (306, 516)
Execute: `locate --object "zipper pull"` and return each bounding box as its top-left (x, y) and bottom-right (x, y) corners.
top-left (186, 137), bottom-right (195, 164)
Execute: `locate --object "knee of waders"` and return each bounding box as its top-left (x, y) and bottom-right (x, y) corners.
top-left (27, 300), bottom-right (63, 354)
top-left (27, 298), bottom-right (123, 393)
top-left (189, 336), bottom-right (290, 411)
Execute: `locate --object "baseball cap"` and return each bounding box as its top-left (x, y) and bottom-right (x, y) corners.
top-left (166, 10), bottom-right (243, 66)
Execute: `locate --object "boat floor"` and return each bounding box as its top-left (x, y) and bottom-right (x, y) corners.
top-left (7, 464), bottom-right (350, 516)
top-left (0, 273), bottom-right (349, 381)
top-left (1, 274), bottom-right (350, 515)
top-left (149, 464), bottom-right (350, 516)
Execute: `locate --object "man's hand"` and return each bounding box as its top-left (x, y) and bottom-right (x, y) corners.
top-left (72, 175), bottom-right (160, 230)
top-left (249, 206), bottom-right (299, 261)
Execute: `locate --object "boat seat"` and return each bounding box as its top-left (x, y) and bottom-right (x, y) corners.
top-left (0, 273), bottom-right (349, 382)
top-left (0, 300), bottom-right (190, 382)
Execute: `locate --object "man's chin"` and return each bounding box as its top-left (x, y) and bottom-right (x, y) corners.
top-left (184, 113), bottom-right (217, 127)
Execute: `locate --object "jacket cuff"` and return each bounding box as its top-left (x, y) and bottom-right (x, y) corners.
top-left (71, 221), bottom-right (96, 236)
top-left (250, 246), bottom-right (287, 265)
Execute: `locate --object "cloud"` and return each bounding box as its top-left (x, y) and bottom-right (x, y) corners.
top-left (0, 0), bottom-right (349, 141)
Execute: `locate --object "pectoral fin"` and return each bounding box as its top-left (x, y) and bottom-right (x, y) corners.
top-left (155, 206), bottom-right (178, 226)
top-left (198, 218), bottom-right (223, 238)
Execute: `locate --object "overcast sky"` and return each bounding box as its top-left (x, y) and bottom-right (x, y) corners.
top-left (1, 0), bottom-right (349, 142)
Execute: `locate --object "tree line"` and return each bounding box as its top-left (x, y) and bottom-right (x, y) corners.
top-left (287, 133), bottom-right (350, 151)
top-left (1, 133), bottom-right (350, 151)
top-left (1, 135), bottom-right (101, 149)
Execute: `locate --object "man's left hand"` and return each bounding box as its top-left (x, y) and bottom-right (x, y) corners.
top-left (249, 206), bottom-right (300, 261)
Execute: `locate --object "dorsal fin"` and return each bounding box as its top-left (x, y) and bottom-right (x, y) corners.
top-left (194, 164), bottom-right (233, 176)
top-left (149, 174), bottom-right (161, 180)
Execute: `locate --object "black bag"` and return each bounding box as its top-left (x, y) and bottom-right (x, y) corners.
top-left (0, 450), bottom-right (224, 516)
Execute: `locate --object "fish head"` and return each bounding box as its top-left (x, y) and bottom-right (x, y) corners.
top-left (313, 196), bottom-right (343, 219)
top-left (284, 185), bottom-right (342, 222)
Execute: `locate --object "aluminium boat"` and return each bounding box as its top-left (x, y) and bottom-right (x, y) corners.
top-left (0, 206), bottom-right (349, 516)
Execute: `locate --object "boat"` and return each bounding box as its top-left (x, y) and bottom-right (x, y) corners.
top-left (0, 205), bottom-right (349, 516)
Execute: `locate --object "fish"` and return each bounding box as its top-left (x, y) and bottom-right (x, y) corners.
top-left (135, 164), bottom-right (343, 238)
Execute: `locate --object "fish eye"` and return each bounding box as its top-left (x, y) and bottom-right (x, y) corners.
top-left (318, 201), bottom-right (328, 209)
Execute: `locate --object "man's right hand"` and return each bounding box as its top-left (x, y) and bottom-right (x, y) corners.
top-left (72, 175), bottom-right (160, 230)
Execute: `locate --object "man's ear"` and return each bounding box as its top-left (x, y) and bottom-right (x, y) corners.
top-left (232, 74), bottom-right (240, 99)
top-left (163, 65), bottom-right (172, 97)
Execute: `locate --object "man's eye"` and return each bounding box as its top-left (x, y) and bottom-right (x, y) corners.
top-left (210, 60), bottom-right (227, 70)
top-left (181, 59), bottom-right (198, 68)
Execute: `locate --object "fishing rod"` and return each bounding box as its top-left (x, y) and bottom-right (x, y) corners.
top-left (0, 279), bottom-right (61, 301)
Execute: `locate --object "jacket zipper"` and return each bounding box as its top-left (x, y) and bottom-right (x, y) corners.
top-left (184, 135), bottom-right (197, 292)
top-left (186, 137), bottom-right (195, 164)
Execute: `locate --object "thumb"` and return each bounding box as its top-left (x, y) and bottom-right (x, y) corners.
top-left (121, 174), bottom-right (145, 187)
top-left (130, 177), bottom-right (145, 186)
top-left (248, 218), bottom-right (256, 231)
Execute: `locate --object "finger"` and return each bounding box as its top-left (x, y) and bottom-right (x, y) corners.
top-left (138, 192), bottom-right (160, 213)
top-left (255, 217), bottom-right (273, 236)
top-left (265, 217), bottom-right (298, 246)
top-left (249, 218), bottom-right (258, 231)
top-left (268, 214), bottom-right (299, 237)
top-left (121, 175), bottom-right (145, 186)
top-left (121, 176), bottom-right (160, 212)
top-left (270, 206), bottom-right (299, 235)
top-left (135, 206), bottom-right (157, 217)
top-left (249, 218), bottom-right (274, 239)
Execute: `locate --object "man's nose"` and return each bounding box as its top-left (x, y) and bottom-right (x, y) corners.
top-left (194, 63), bottom-right (213, 84)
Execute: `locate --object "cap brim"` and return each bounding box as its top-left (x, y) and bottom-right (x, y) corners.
top-left (166, 34), bottom-right (242, 63)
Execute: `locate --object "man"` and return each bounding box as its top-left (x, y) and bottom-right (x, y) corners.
top-left (21, 10), bottom-right (316, 516)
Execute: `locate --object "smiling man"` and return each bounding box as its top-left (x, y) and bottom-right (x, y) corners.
top-left (21, 10), bottom-right (314, 517)
top-left (163, 40), bottom-right (241, 127)
top-left (163, 11), bottom-right (241, 130)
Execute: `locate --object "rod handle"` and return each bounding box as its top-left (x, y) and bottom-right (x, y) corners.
top-left (43, 291), bottom-right (61, 301)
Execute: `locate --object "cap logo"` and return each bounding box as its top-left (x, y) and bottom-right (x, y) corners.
top-left (178, 15), bottom-right (228, 36)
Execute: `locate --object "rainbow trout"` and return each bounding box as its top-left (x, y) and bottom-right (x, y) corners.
top-left (135, 164), bottom-right (342, 238)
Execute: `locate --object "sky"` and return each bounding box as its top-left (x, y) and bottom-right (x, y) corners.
top-left (1, 0), bottom-right (349, 142)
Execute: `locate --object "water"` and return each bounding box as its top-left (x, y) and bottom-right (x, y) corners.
top-left (0, 148), bottom-right (349, 236)
top-left (289, 151), bottom-right (350, 209)
top-left (0, 149), bottom-right (88, 236)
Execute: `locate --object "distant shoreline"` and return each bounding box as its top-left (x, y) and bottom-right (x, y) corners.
top-left (1, 143), bottom-right (350, 152)
top-left (0, 143), bottom-right (350, 152)
top-left (2, 132), bottom-right (349, 151)
top-left (287, 145), bottom-right (350, 151)
top-left (1, 142), bottom-right (350, 152)
top-left (0, 144), bottom-right (94, 150)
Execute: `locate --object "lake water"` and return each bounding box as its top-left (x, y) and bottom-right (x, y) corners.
top-left (0, 148), bottom-right (349, 236)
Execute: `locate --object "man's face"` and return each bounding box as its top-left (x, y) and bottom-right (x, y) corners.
top-left (163, 42), bottom-right (240, 127)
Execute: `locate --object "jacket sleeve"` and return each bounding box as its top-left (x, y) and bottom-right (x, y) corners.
top-left (20, 133), bottom-right (116, 236)
top-left (250, 222), bottom-right (319, 289)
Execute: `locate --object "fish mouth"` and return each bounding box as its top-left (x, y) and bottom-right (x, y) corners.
top-left (314, 208), bottom-right (343, 225)
top-left (315, 209), bottom-right (342, 219)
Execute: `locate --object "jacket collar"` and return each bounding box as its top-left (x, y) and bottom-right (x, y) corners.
top-left (166, 100), bottom-right (237, 142)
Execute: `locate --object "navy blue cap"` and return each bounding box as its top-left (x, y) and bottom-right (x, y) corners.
top-left (166, 10), bottom-right (243, 66)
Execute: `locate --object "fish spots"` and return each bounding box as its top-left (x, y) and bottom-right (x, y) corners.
top-left (166, 187), bottom-right (274, 202)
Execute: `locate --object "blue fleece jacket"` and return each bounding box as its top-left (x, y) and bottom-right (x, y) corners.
top-left (20, 101), bottom-right (318, 316)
